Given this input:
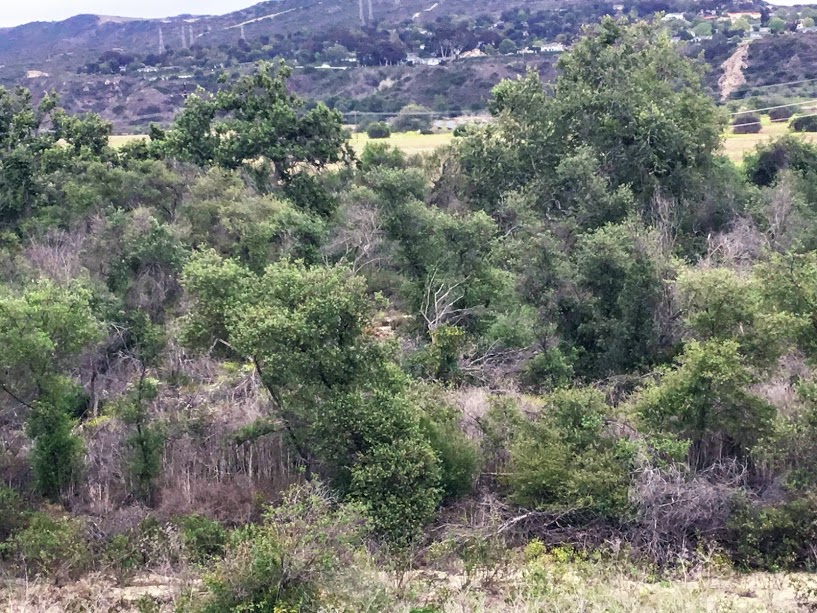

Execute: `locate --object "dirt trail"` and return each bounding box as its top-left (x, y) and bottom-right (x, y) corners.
top-left (719, 40), bottom-right (751, 101)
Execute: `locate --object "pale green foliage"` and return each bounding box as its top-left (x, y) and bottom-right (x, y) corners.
top-left (182, 253), bottom-right (443, 541)
top-left (636, 340), bottom-right (775, 469)
top-left (506, 388), bottom-right (632, 518)
top-left (754, 252), bottom-right (817, 358)
top-left (677, 267), bottom-right (792, 366)
top-left (195, 483), bottom-right (371, 613)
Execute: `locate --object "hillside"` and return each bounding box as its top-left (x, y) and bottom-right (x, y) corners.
top-left (0, 0), bottom-right (783, 131)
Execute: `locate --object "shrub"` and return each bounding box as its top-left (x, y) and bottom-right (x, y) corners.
top-left (791, 115), bottom-right (817, 132)
top-left (744, 135), bottom-right (817, 186)
top-left (194, 483), bottom-right (369, 613)
top-left (7, 513), bottom-right (90, 579)
top-left (102, 533), bottom-right (142, 582)
top-left (366, 122), bottom-right (391, 139)
top-left (505, 388), bottom-right (633, 519)
top-left (0, 486), bottom-right (26, 541)
top-left (359, 141), bottom-right (406, 171)
top-left (391, 104), bottom-right (432, 132)
top-left (176, 514), bottom-right (227, 564)
top-left (732, 113), bottom-right (761, 134)
top-left (768, 106), bottom-right (796, 122)
top-left (414, 387), bottom-right (480, 501)
top-left (728, 494), bottom-right (817, 570)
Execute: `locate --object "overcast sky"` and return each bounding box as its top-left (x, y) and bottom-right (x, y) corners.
top-left (0, 0), bottom-right (255, 27)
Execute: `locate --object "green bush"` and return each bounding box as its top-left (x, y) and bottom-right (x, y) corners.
top-left (791, 115), bottom-right (817, 132)
top-left (0, 486), bottom-right (26, 541)
top-left (102, 533), bottom-right (142, 582)
top-left (366, 122), bottom-right (391, 139)
top-left (359, 141), bottom-right (406, 171)
top-left (414, 387), bottom-right (480, 501)
top-left (505, 388), bottom-right (632, 519)
top-left (7, 513), bottom-right (90, 579)
top-left (732, 113), bottom-right (761, 134)
top-left (728, 494), bottom-right (817, 570)
top-left (177, 514), bottom-right (227, 564)
top-left (194, 483), bottom-right (368, 613)
top-left (768, 106), bottom-right (796, 122)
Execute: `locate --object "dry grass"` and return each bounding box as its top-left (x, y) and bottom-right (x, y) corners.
top-left (108, 134), bottom-right (148, 148)
top-left (2, 563), bottom-right (807, 612)
top-left (723, 116), bottom-right (817, 163)
top-left (348, 131), bottom-right (454, 155)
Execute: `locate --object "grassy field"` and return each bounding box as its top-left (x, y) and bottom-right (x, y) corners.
top-left (348, 131), bottom-right (454, 155)
top-left (723, 117), bottom-right (817, 162)
top-left (110, 124), bottom-right (813, 164)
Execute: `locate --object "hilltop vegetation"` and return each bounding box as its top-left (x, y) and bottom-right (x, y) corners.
top-left (5, 16), bottom-right (817, 611)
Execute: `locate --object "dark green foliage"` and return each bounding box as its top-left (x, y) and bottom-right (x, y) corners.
top-left (366, 121), bottom-right (391, 139)
top-left (729, 494), bottom-right (817, 570)
top-left (744, 136), bottom-right (817, 187)
top-left (732, 113), bottom-right (761, 134)
top-left (791, 115), bottom-right (817, 133)
top-left (177, 514), bottom-right (227, 564)
top-left (26, 389), bottom-right (85, 500)
top-left (0, 487), bottom-right (26, 541)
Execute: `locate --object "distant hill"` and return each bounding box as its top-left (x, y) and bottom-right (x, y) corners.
top-left (0, 0), bottom-right (797, 132)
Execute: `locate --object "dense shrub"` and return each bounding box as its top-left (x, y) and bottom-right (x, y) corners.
top-left (359, 141), bottom-right (406, 171)
top-left (366, 122), bottom-right (391, 139)
top-left (744, 135), bottom-right (817, 186)
top-left (728, 494), bottom-right (817, 570)
top-left (768, 106), bottom-right (796, 122)
top-left (391, 104), bottom-right (433, 133)
top-left (6, 513), bottom-right (90, 579)
top-left (177, 514), bottom-right (227, 564)
top-left (791, 115), bottom-right (817, 132)
top-left (732, 113), bottom-right (762, 134)
top-left (194, 484), bottom-right (370, 613)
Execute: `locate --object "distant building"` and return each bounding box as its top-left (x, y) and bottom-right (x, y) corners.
top-left (662, 13), bottom-right (686, 21)
top-left (539, 42), bottom-right (566, 53)
top-left (406, 53), bottom-right (441, 66)
top-left (460, 49), bottom-right (485, 59)
top-left (25, 70), bottom-right (49, 79)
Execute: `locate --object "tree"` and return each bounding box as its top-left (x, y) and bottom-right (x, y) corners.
top-left (457, 18), bottom-right (726, 226)
top-left (769, 17), bottom-right (787, 33)
top-left (0, 281), bottom-right (101, 499)
top-left (498, 38), bottom-right (518, 54)
top-left (636, 340), bottom-right (775, 469)
top-left (391, 104), bottom-right (432, 133)
top-left (182, 253), bottom-right (442, 541)
top-left (692, 21), bottom-right (713, 37)
top-left (153, 62), bottom-right (351, 207)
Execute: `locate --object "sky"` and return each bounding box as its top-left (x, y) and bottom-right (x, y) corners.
top-left (0, 0), bottom-right (255, 27)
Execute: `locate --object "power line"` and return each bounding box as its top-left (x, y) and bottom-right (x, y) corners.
top-left (735, 76), bottom-right (817, 92)
top-left (730, 111), bottom-right (817, 129)
top-left (731, 98), bottom-right (817, 115)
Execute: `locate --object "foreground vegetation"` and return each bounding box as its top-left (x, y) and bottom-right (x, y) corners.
top-left (4, 16), bottom-right (817, 611)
